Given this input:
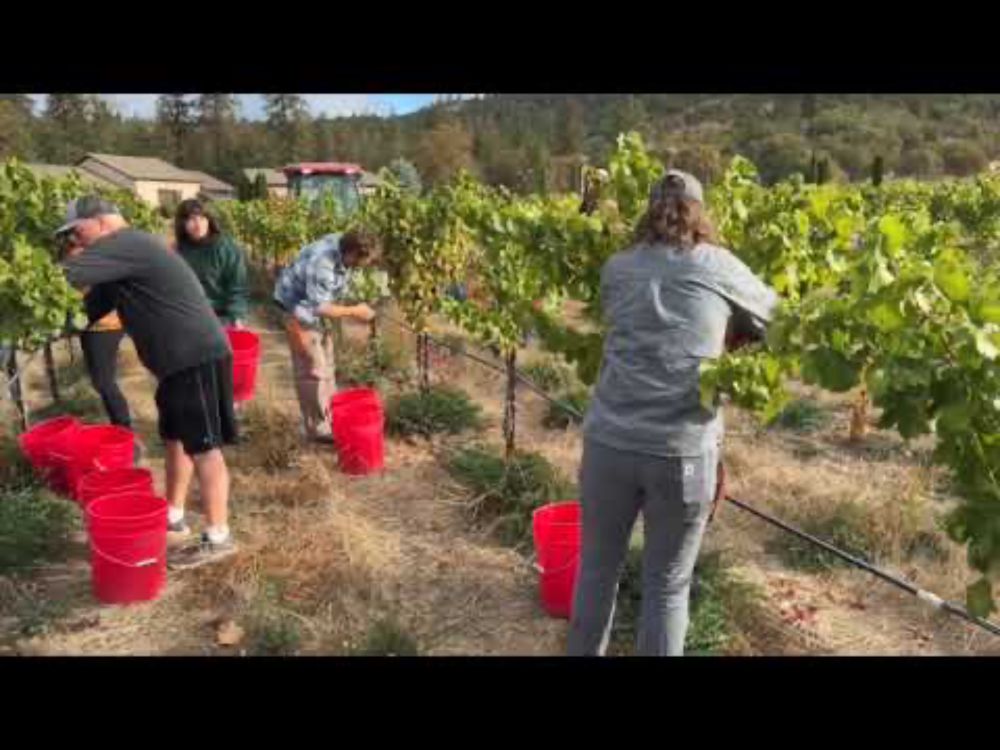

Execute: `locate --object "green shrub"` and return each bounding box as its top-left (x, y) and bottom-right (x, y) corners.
top-left (387, 386), bottom-right (483, 438)
top-left (245, 579), bottom-right (303, 656)
top-left (0, 486), bottom-right (79, 574)
top-left (248, 614), bottom-right (301, 656)
top-left (774, 398), bottom-right (831, 433)
top-left (446, 446), bottom-right (576, 549)
top-left (0, 433), bottom-right (37, 492)
top-left (522, 358), bottom-right (575, 394)
top-left (611, 549), bottom-right (761, 656)
top-left (352, 617), bottom-right (419, 656)
top-left (769, 501), bottom-right (873, 572)
top-left (542, 389), bottom-right (590, 429)
top-left (338, 336), bottom-right (412, 390)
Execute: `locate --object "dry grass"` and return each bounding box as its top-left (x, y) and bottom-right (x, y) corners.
top-left (227, 401), bottom-right (303, 474)
top-left (7, 308), bottom-right (1000, 656)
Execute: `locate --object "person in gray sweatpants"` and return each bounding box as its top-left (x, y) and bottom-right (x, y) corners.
top-left (568, 169), bottom-right (778, 656)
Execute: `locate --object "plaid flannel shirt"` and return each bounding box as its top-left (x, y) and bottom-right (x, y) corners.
top-left (273, 234), bottom-right (350, 328)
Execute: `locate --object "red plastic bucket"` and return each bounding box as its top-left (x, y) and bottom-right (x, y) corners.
top-left (78, 468), bottom-right (155, 510)
top-left (58, 425), bottom-right (136, 501)
top-left (86, 492), bottom-right (168, 604)
top-left (330, 388), bottom-right (382, 412)
top-left (532, 502), bottom-right (582, 619)
top-left (331, 397), bottom-right (385, 475)
top-left (227, 328), bottom-right (261, 403)
top-left (18, 416), bottom-right (81, 492)
top-left (330, 389), bottom-right (383, 431)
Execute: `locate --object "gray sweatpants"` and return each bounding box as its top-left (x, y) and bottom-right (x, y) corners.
top-left (567, 438), bottom-right (718, 657)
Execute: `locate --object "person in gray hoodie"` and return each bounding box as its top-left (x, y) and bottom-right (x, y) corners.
top-left (567, 170), bottom-right (778, 656)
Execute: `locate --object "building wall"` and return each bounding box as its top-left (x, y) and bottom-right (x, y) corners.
top-left (134, 180), bottom-right (202, 208)
top-left (268, 186), bottom-right (289, 198)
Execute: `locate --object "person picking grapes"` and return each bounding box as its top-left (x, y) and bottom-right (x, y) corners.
top-left (567, 170), bottom-right (777, 657)
top-left (273, 229), bottom-right (382, 444)
top-left (58, 195), bottom-right (240, 570)
top-left (56, 228), bottom-right (136, 446)
top-left (173, 199), bottom-right (250, 328)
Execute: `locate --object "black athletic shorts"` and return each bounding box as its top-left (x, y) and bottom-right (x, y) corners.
top-left (156, 355), bottom-right (238, 456)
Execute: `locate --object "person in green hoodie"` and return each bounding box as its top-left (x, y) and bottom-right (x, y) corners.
top-left (174, 199), bottom-right (250, 328)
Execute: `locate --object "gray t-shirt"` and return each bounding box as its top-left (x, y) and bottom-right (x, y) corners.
top-left (583, 241), bottom-right (778, 458)
top-left (63, 228), bottom-right (231, 380)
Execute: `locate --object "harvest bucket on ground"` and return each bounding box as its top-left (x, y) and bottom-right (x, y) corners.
top-left (57, 425), bottom-right (136, 501)
top-left (18, 416), bottom-right (81, 492)
top-left (227, 328), bottom-right (261, 403)
top-left (85, 492), bottom-right (168, 604)
top-left (330, 389), bottom-right (385, 475)
top-left (532, 501), bottom-right (582, 619)
top-left (77, 467), bottom-right (155, 510)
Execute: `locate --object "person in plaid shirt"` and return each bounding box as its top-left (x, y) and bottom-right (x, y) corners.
top-left (273, 230), bottom-right (381, 443)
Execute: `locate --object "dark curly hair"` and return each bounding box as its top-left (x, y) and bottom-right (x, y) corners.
top-left (174, 198), bottom-right (222, 246)
top-left (340, 228), bottom-right (383, 266)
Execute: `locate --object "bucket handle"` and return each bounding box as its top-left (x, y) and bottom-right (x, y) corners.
top-left (92, 544), bottom-right (161, 569)
top-left (533, 555), bottom-right (579, 576)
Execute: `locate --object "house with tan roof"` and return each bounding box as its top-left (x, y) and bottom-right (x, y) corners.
top-left (24, 163), bottom-right (119, 190)
top-left (180, 169), bottom-right (236, 201)
top-left (74, 153), bottom-right (205, 210)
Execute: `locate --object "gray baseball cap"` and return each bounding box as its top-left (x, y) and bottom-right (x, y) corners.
top-left (55, 195), bottom-right (121, 235)
top-left (649, 169), bottom-right (704, 205)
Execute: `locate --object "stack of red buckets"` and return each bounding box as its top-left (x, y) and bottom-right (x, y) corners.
top-left (18, 416), bottom-right (167, 605)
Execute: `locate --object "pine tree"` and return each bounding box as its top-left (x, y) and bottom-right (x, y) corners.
top-left (263, 94), bottom-right (311, 163)
top-left (195, 94), bottom-right (239, 174)
top-left (44, 94), bottom-right (91, 162)
top-left (387, 158), bottom-right (422, 195)
top-left (254, 172), bottom-right (269, 199)
top-left (156, 94), bottom-right (195, 165)
top-left (871, 154), bottom-right (885, 186)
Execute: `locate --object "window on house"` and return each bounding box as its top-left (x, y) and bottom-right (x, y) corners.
top-left (158, 189), bottom-right (182, 213)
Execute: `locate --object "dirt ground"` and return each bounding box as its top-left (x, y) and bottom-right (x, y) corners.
top-left (3, 308), bottom-right (999, 656)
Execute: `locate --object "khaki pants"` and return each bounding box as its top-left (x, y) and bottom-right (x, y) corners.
top-left (285, 316), bottom-right (336, 439)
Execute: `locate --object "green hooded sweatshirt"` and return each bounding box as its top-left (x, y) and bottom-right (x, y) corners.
top-left (176, 233), bottom-right (250, 325)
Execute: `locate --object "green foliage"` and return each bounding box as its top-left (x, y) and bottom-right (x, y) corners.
top-left (253, 172), bottom-right (269, 200)
top-left (769, 502), bottom-right (874, 573)
top-left (542, 389), bottom-right (590, 429)
top-left (611, 549), bottom-right (762, 656)
top-left (446, 446), bottom-right (576, 549)
top-left (246, 579), bottom-right (303, 656)
top-left (522, 358), bottom-right (575, 393)
top-left (0, 485), bottom-right (79, 574)
top-left (248, 610), bottom-right (302, 656)
top-left (773, 398), bottom-right (832, 433)
top-left (336, 333), bottom-right (411, 390)
top-left (351, 617), bottom-right (419, 656)
top-left (386, 385), bottom-right (483, 439)
top-left (0, 432), bottom-right (36, 491)
top-left (385, 159), bottom-right (422, 196)
top-left (342, 268), bottom-right (391, 304)
top-left (0, 158), bottom-right (161, 353)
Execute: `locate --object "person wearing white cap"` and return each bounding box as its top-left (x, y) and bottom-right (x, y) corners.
top-left (567, 170), bottom-right (778, 656)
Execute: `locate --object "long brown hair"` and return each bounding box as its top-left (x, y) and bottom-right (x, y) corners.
top-left (634, 194), bottom-right (718, 249)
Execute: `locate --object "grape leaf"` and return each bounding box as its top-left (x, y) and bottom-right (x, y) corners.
top-left (967, 578), bottom-right (996, 619)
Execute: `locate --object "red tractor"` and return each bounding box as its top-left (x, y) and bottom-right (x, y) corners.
top-left (282, 162), bottom-right (363, 216)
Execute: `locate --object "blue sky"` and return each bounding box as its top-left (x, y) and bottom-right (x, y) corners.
top-left (31, 94), bottom-right (471, 119)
